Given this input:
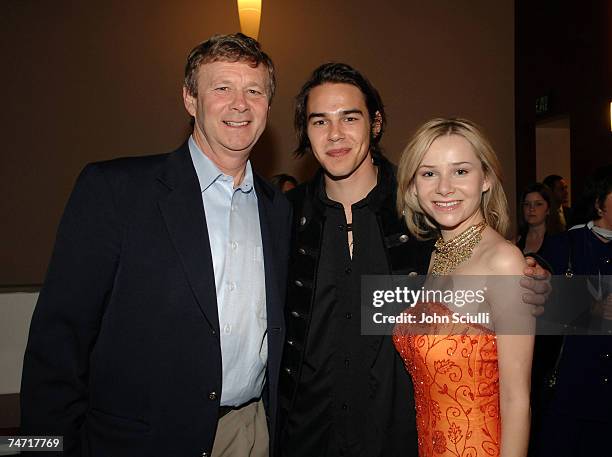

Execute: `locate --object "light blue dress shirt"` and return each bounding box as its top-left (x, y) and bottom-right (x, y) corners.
top-left (189, 137), bottom-right (267, 407)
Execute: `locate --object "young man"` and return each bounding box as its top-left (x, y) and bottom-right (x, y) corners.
top-left (21, 34), bottom-right (291, 457)
top-left (279, 63), bottom-right (549, 456)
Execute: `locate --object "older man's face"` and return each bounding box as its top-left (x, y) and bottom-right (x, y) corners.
top-left (183, 60), bottom-right (270, 164)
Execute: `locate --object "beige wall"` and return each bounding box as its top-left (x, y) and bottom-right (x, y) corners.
top-left (536, 118), bottom-right (572, 201)
top-left (0, 292), bottom-right (37, 394)
top-left (0, 0), bottom-right (515, 284)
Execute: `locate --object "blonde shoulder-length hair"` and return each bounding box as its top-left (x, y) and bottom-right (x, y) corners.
top-left (397, 117), bottom-right (510, 240)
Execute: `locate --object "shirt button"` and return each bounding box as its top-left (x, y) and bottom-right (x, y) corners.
top-left (229, 282), bottom-right (236, 291)
top-left (399, 234), bottom-right (409, 243)
top-left (298, 247), bottom-right (306, 255)
top-left (208, 392), bottom-right (217, 401)
top-left (223, 324), bottom-right (231, 334)
top-left (344, 358), bottom-right (350, 368)
top-left (294, 279), bottom-right (304, 287)
top-left (300, 216), bottom-right (307, 226)
top-left (342, 403), bottom-right (348, 410)
top-left (345, 312), bottom-right (352, 319)
top-left (231, 241), bottom-right (238, 250)
top-left (202, 452), bottom-right (209, 457)
top-left (345, 267), bottom-right (352, 275)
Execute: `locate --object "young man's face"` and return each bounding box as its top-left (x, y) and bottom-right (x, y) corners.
top-left (306, 83), bottom-right (376, 181)
top-left (183, 60), bottom-right (270, 163)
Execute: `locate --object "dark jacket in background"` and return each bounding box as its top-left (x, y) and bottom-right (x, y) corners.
top-left (531, 226), bottom-right (612, 456)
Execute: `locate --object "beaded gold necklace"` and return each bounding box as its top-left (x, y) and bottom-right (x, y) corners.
top-left (431, 220), bottom-right (487, 276)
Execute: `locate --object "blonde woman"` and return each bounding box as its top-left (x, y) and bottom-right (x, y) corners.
top-left (393, 118), bottom-right (534, 457)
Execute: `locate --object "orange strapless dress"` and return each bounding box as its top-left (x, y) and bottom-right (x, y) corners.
top-left (393, 302), bottom-right (500, 457)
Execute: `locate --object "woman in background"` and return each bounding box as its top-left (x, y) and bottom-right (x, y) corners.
top-left (515, 183), bottom-right (552, 255)
top-left (394, 118), bottom-right (534, 457)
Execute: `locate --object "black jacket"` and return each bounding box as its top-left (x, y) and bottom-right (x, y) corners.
top-left (21, 143), bottom-right (292, 457)
top-left (279, 158), bottom-right (433, 456)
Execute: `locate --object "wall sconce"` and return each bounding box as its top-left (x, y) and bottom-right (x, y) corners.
top-left (237, 0), bottom-right (262, 40)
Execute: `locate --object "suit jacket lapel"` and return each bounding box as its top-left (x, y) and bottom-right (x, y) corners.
top-left (157, 144), bottom-right (220, 335)
top-left (255, 175), bottom-right (283, 331)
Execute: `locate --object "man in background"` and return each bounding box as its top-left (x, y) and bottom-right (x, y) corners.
top-left (273, 174), bottom-right (299, 193)
top-left (544, 174), bottom-right (572, 233)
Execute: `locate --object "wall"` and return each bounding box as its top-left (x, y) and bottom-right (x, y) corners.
top-left (0, 0), bottom-right (515, 284)
top-left (535, 118), bottom-right (571, 201)
top-left (0, 293), bottom-right (37, 395)
top-left (515, 0), bottom-right (612, 211)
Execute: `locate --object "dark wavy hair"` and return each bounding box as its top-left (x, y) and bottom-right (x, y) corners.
top-left (184, 33), bottom-right (275, 101)
top-left (293, 62), bottom-right (386, 157)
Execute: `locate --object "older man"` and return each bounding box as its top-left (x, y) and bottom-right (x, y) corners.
top-left (21, 33), bottom-right (291, 457)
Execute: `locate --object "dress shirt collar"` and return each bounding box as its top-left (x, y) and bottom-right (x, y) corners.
top-left (188, 136), bottom-right (254, 194)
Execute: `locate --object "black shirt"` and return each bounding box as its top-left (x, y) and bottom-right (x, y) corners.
top-left (283, 169), bottom-right (393, 457)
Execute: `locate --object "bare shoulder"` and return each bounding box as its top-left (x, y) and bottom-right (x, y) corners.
top-left (481, 230), bottom-right (527, 275)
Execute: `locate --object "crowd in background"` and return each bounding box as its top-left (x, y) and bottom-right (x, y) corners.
top-left (517, 167), bottom-right (612, 456)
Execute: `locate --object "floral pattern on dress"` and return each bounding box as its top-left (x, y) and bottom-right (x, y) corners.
top-left (393, 302), bottom-right (500, 457)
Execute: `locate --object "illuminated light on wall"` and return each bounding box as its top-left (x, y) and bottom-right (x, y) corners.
top-left (237, 0), bottom-right (262, 40)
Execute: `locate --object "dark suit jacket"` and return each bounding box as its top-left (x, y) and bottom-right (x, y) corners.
top-left (20, 143), bottom-right (291, 456)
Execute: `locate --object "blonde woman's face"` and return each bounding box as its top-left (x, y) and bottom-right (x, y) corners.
top-left (413, 134), bottom-right (489, 238)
